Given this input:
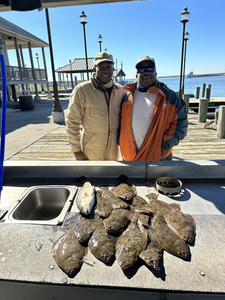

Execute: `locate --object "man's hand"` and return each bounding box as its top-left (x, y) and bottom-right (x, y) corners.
top-left (74, 151), bottom-right (89, 160)
top-left (161, 147), bottom-right (167, 158)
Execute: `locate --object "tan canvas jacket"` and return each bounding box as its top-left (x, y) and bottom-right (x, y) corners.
top-left (66, 77), bottom-right (124, 160)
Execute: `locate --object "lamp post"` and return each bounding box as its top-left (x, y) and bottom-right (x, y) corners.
top-left (182, 31), bottom-right (189, 95)
top-left (179, 7), bottom-right (190, 97)
top-left (35, 52), bottom-right (44, 91)
top-left (45, 8), bottom-right (64, 121)
top-left (98, 34), bottom-right (102, 52)
top-left (69, 59), bottom-right (74, 88)
top-left (80, 11), bottom-right (89, 80)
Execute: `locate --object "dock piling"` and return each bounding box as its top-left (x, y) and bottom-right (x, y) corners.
top-left (206, 87), bottom-right (211, 101)
top-left (202, 83), bottom-right (206, 98)
top-left (198, 98), bottom-right (208, 123)
top-left (195, 87), bottom-right (200, 99)
top-left (217, 105), bottom-right (225, 138)
top-left (182, 94), bottom-right (190, 113)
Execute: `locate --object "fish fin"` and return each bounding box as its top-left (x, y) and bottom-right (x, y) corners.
top-left (127, 211), bottom-right (140, 222)
top-left (131, 186), bottom-right (137, 195)
top-left (145, 192), bottom-right (159, 200)
top-left (170, 203), bottom-right (180, 210)
top-left (137, 214), bottom-right (150, 226)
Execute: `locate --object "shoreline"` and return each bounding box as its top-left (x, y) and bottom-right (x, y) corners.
top-left (158, 73), bottom-right (225, 78)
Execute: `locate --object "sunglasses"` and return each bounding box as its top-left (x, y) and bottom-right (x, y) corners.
top-left (137, 67), bottom-right (155, 73)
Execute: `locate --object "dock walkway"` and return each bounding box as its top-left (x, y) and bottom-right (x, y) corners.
top-left (4, 96), bottom-right (225, 161)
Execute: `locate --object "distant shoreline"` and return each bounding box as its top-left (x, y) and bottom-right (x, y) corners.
top-left (158, 73), bottom-right (225, 78)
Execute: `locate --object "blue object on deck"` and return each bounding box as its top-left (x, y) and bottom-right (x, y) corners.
top-left (0, 52), bottom-right (7, 199)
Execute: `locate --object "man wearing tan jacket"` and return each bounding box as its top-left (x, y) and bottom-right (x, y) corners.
top-left (66, 51), bottom-right (124, 160)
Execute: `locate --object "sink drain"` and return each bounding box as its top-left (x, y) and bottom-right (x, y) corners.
top-left (156, 177), bottom-right (182, 196)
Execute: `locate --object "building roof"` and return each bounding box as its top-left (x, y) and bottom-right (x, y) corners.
top-left (56, 57), bottom-right (94, 73)
top-left (0, 16), bottom-right (48, 49)
top-left (56, 58), bottom-right (126, 77)
top-left (0, 0), bottom-right (135, 12)
top-left (113, 69), bottom-right (126, 77)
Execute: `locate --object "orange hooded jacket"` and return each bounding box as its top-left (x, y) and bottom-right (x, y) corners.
top-left (119, 81), bottom-right (188, 161)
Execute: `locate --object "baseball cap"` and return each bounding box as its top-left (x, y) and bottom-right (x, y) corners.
top-left (135, 55), bottom-right (156, 69)
top-left (93, 51), bottom-right (114, 66)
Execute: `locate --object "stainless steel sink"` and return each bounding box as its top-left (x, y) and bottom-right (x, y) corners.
top-left (5, 185), bottom-right (77, 225)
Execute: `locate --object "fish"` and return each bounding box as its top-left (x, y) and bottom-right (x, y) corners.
top-left (145, 197), bottom-right (180, 223)
top-left (76, 181), bottom-right (95, 215)
top-left (139, 229), bottom-right (163, 269)
top-left (111, 183), bottom-right (137, 201)
top-left (115, 212), bottom-right (148, 269)
top-left (103, 209), bottom-right (130, 233)
top-left (145, 192), bottom-right (159, 200)
top-left (100, 187), bottom-right (129, 210)
top-left (150, 217), bottom-right (190, 260)
top-left (94, 190), bottom-right (113, 218)
top-left (164, 209), bottom-right (196, 244)
top-left (132, 195), bottom-right (148, 206)
top-left (130, 195), bottom-right (153, 215)
top-left (71, 214), bottom-right (99, 244)
top-left (52, 229), bottom-right (87, 277)
top-left (88, 219), bottom-right (118, 264)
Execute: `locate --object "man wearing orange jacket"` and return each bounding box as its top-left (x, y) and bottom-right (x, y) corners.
top-left (119, 55), bottom-right (188, 161)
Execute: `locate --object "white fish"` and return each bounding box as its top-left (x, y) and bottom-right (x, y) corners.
top-left (76, 182), bottom-right (95, 215)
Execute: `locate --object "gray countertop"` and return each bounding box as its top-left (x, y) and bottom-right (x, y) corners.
top-left (0, 161), bottom-right (225, 295)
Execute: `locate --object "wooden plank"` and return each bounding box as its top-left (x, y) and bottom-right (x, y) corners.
top-left (8, 112), bottom-right (225, 161)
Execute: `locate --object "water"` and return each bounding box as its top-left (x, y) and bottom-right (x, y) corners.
top-left (126, 75), bottom-right (225, 97)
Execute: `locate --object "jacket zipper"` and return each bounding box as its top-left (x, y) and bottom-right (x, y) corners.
top-left (103, 90), bottom-right (110, 151)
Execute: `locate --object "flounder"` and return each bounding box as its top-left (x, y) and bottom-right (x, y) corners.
top-left (115, 212), bottom-right (148, 269)
top-left (130, 195), bottom-right (153, 215)
top-left (150, 217), bottom-right (190, 260)
top-left (52, 229), bottom-right (87, 277)
top-left (164, 209), bottom-right (196, 244)
top-left (71, 214), bottom-right (99, 244)
top-left (88, 219), bottom-right (117, 264)
top-left (94, 190), bottom-right (113, 218)
top-left (76, 181), bottom-right (95, 215)
top-left (111, 183), bottom-right (137, 201)
top-left (139, 229), bottom-right (163, 269)
top-left (103, 209), bottom-right (130, 233)
top-left (146, 197), bottom-right (180, 222)
top-left (100, 187), bottom-right (129, 209)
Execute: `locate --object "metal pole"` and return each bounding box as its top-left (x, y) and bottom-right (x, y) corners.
top-left (182, 38), bottom-right (187, 95)
top-left (36, 55), bottom-right (44, 91)
top-left (99, 42), bottom-right (102, 52)
top-left (36, 56), bottom-right (40, 69)
top-left (82, 23), bottom-right (89, 80)
top-left (70, 73), bottom-right (73, 88)
top-left (69, 60), bottom-right (73, 88)
top-left (179, 22), bottom-right (186, 97)
top-left (42, 47), bottom-right (50, 93)
top-left (45, 8), bottom-right (63, 112)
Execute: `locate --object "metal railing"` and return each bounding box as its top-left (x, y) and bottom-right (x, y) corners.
top-left (0, 65), bottom-right (47, 81)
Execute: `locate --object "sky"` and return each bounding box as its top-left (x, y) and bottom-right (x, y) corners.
top-left (1, 0), bottom-right (225, 81)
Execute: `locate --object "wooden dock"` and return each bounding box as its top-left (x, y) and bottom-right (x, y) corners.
top-left (7, 109), bottom-right (225, 161)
